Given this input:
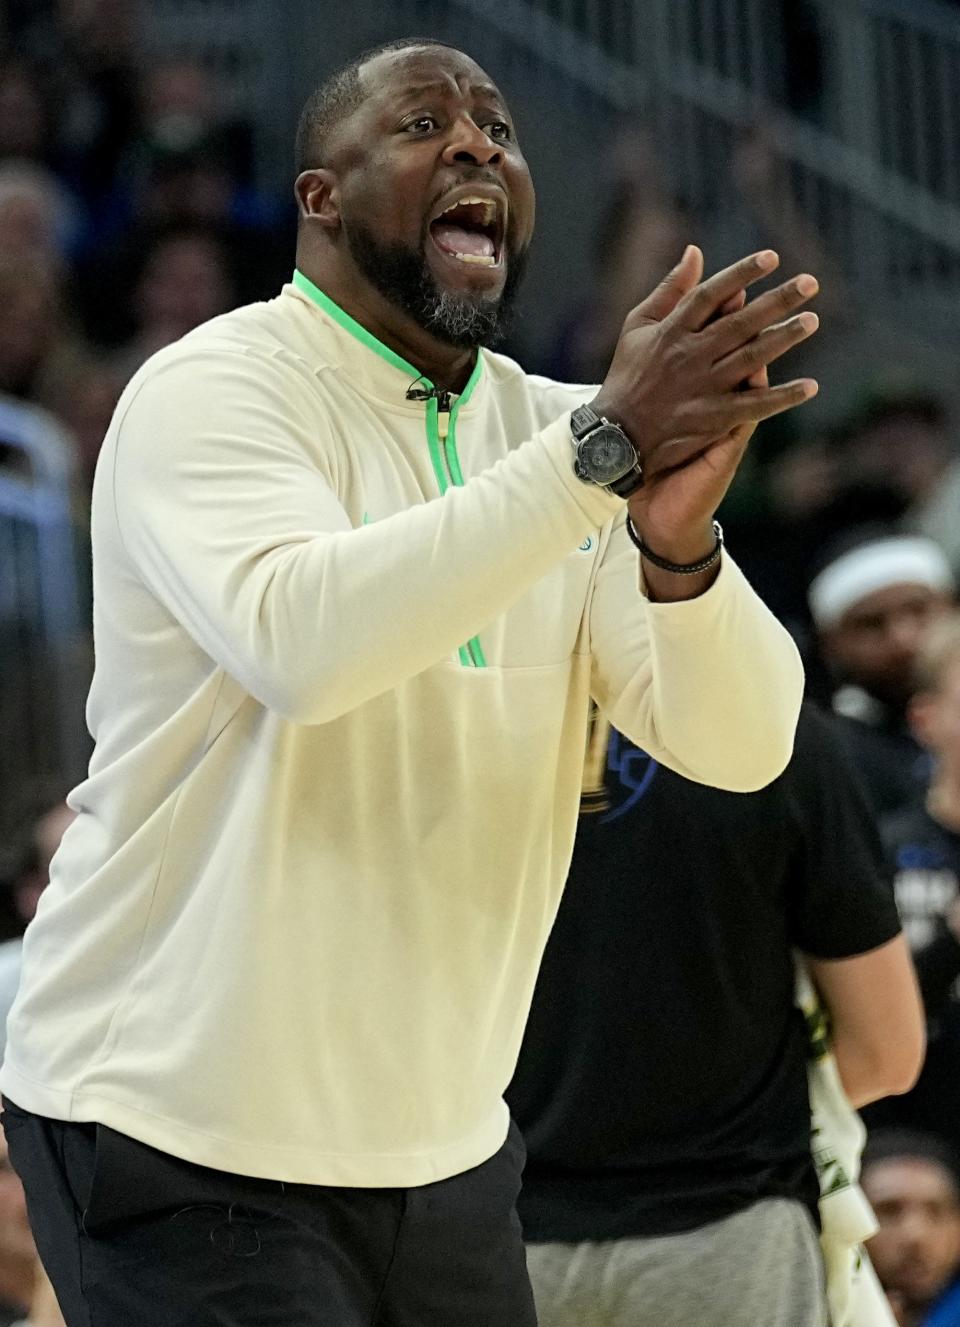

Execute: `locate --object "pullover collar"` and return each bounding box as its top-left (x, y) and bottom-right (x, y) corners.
top-left (289, 269), bottom-right (484, 413)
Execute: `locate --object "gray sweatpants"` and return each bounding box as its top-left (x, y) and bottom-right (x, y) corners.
top-left (525, 1196), bottom-right (829, 1327)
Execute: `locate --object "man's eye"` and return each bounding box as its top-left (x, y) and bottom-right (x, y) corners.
top-left (406, 116), bottom-right (438, 134)
top-left (487, 121), bottom-right (511, 140)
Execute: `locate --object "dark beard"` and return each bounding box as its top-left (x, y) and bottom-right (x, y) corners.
top-left (345, 222), bottom-right (528, 349)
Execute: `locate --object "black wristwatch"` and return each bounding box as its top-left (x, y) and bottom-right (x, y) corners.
top-left (570, 404), bottom-right (644, 498)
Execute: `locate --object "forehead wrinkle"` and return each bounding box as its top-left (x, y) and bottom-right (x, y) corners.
top-left (397, 78), bottom-right (505, 102)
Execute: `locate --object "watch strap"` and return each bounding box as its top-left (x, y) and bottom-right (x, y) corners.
top-left (608, 464), bottom-right (645, 498)
top-left (570, 403), bottom-right (602, 440)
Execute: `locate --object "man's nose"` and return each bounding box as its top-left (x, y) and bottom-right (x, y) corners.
top-left (442, 117), bottom-right (503, 168)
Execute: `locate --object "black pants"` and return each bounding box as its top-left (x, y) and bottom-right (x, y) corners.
top-left (2, 1099), bottom-right (537, 1327)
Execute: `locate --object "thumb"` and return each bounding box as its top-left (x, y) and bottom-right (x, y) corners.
top-left (629, 244), bottom-right (704, 325)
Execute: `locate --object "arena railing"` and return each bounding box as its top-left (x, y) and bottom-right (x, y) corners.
top-left (139, 0), bottom-right (960, 336)
top-left (445, 0), bottom-right (960, 332)
top-left (0, 402), bottom-right (90, 857)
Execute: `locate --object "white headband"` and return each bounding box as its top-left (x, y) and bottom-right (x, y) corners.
top-left (808, 537), bottom-right (955, 628)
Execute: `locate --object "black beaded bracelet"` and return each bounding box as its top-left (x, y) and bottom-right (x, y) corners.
top-left (626, 518), bottom-right (724, 575)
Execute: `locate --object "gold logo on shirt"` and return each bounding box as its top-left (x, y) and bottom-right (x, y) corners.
top-left (580, 702), bottom-right (612, 815)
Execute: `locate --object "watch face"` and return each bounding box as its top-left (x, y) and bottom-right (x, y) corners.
top-left (578, 426), bottom-right (636, 484)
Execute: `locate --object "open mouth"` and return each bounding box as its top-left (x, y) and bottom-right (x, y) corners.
top-left (429, 195), bottom-right (505, 267)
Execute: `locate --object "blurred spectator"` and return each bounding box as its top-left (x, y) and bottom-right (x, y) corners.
top-left (808, 530), bottom-right (955, 817)
top-left (0, 801), bottom-right (75, 1064)
top-left (602, 122), bottom-right (675, 212)
top-left (76, 63), bottom-right (291, 347)
top-left (872, 615), bottom-right (960, 1156)
top-left (11, 0), bottom-right (140, 212)
top-left (727, 123), bottom-right (847, 328)
top-left (0, 165), bottom-right (84, 266)
top-left (40, 352), bottom-right (123, 487)
top-left (131, 59), bottom-right (256, 206)
top-left (0, 259), bottom-right (86, 406)
top-left (544, 181), bottom-right (688, 385)
top-left (767, 388), bottom-right (957, 538)
top-left (0, 1121), bottom-right (39, 1325)
top-left (751, 388), bottom-right (953, 634)
top-left (844, 392), bottom-right (952, 514)
top-left (862, 1130), bottom-right (960, 1327)
top-left (0, 60), bottom-right (53, 167)
top-left (0, 1120), bottom-right (65, 1327)
top-left (109, 222), bottom-right (239, 378)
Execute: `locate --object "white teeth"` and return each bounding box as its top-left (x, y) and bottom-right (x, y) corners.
top-left (453, 253), bottom-right (496, 265)
top-left (439, 196), bottom-right (498, 225)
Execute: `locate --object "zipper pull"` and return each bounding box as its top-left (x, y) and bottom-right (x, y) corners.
top-left (436, 390), bottom-right (452, 440)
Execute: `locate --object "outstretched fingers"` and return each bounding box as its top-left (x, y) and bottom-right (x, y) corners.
top-left (705, 274), bottom-right (819, 359)
top-left (671, 250), bottom-right (780, 331)
top-left (713, 311), bottom-right (819, 388)
top-left (715, 378), bottom-right (819, 426)
top-left (625, 244), bottom-right (704, 327)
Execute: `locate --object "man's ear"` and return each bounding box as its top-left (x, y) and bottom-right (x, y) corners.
top-left (295, 169), bottom-right (340, 229)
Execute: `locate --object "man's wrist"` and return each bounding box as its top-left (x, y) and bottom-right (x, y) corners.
top-left (626, 519), bottom-right (721, 571)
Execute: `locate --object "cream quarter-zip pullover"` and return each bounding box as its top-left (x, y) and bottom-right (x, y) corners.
top-left (1, 275), bottom-right (803, 1185)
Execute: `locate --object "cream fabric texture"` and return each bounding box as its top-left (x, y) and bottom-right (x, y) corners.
top-left (2, 284), bottom-right (803, 1186)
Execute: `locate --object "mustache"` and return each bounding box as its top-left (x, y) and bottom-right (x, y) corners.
top-left (427, 169), bottom-right (506, 211)
top-left (424, 171), bottom-right (511, 239)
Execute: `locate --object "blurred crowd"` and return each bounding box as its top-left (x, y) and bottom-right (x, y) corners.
top-left (2, 3), bottom-right (960, 1326)
top-left (0, 0), bottom-right (292, 488)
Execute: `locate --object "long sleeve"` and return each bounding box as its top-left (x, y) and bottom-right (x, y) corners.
top-left (110, 346), bottom-right (621, 725)
top-left (588, 517), bottom-right (804, 791)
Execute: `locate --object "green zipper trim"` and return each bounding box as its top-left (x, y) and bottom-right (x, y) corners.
top-left (425, 397), bottom-right (449, 495)
top-left (293, 270), bottom-right (486, 668)
top-left (292, 270), bottom-right (423, 378)
top-left (444, 381), bottom-right (485, 666)
top-left (427, 392), bottom-right (485, 669)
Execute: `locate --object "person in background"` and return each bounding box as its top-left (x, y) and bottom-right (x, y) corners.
top-left (0, 802), bottom-right (75, 1063)
top-left (0, 1124), bottom-right (65, 1327)
top-left (869, 614), bottom-right (960, 1156)
top-left (507, 700), bottom-right (923, 1327)
top-left (0, 60), bottom-right (54, 170)
top-left (0, 259), bottom-right (86, 407)
top-left (0, 808), bottom-right (70, 1327)
top-left (808, 529), bottom-right (955, 817)
top-left (0, 164), bottom-right (84, 268)
top-left (127, 59), bottom-right (256, 209)
top-left (862, 1130), bottom-right (960, 1327)
top-left (110, 222), bottom-right (239, 378)
top-left (0, 1123), bottom-right (37, 1325)
top-left (839, 392), bottom-right (955, 534)
top-left (39, 352), bottom-right (123, 489)
top-left (545, 180), bottom-right (688, 386)
top-left (9, 0), bottom-right (140, 216)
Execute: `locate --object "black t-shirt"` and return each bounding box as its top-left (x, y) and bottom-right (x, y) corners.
top-left (863, 804), bottom-right (960, 1152)
top-left (507, 701), bottom-right (902, 1242)
top-left (830, 705), bottom-right (930, 819)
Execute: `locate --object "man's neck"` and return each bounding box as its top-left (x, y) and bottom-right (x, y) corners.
top-left (296, 257), bottom-right (477, 393)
